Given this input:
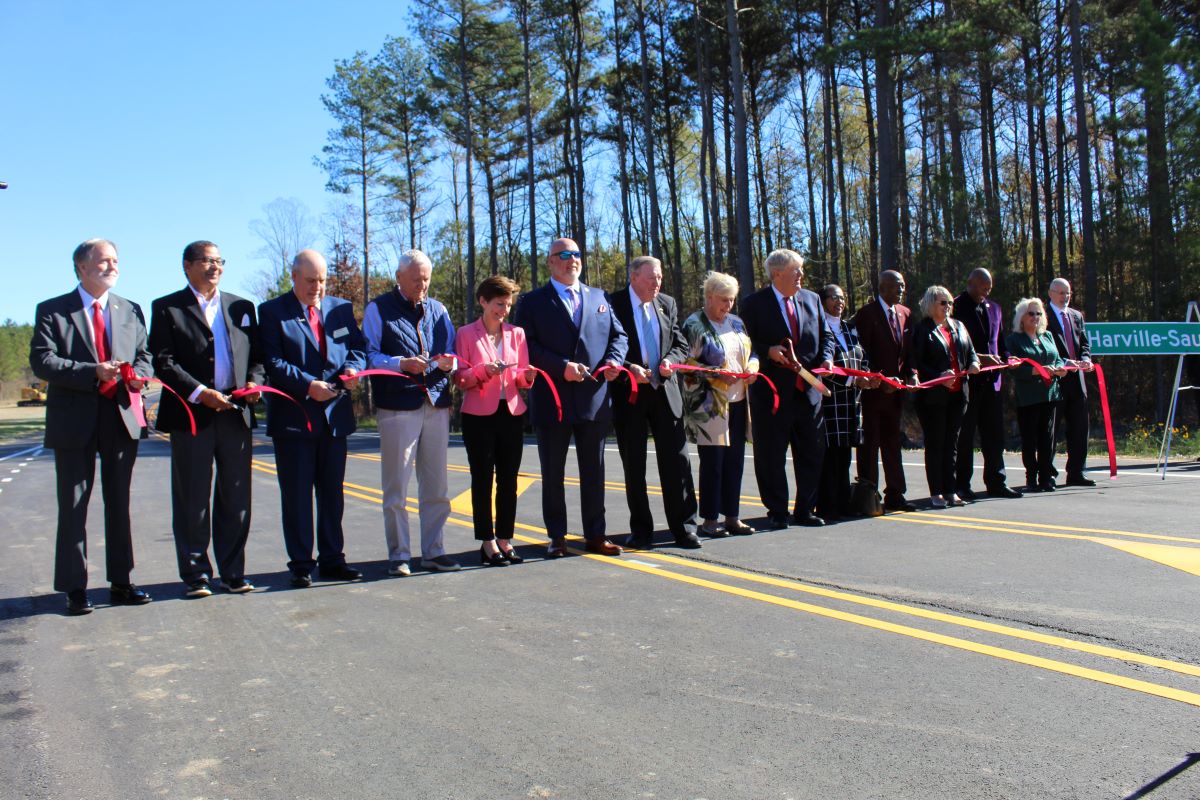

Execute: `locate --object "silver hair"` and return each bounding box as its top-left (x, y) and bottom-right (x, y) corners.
top-left (918, 285), bottom-right (954, 316)
top-left (397, 249), bottom-right (432, 273)
top-left (72, 238), bottom-right (117, 273)
top-left (629, 255), bottom-right (661, 274)
top-left (764, 248), bottom-right (804, 274)
top-left (1012, 297), bottom-right (1048, 335)
top-left (703, 271), bottom-right (739, 299)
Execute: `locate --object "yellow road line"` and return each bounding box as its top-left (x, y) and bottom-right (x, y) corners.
top-left (624, 550), bottom-right (1200, 679)
top-left (885, 514), bottom-right (1200, 548)
top-left (908, 512), bottom-right (1200, 544)
top-left (254, 458), bottom-right (1200, 707)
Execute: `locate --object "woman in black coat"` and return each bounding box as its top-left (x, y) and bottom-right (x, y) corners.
top-left (907, 285), bottom-right (981, 508)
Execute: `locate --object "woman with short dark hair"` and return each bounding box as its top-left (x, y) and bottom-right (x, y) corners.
top-left (453, 276), bottom-right (534, 565)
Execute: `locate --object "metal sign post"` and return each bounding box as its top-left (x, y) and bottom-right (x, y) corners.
top-left (1156, 301), bottom-right (1200, 478)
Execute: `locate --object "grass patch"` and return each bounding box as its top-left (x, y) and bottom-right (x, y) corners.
top-left (0, 419), bottom-right (44, 443)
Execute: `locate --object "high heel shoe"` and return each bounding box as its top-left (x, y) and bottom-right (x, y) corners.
top-left (479, 544), bottom-right (509, 567)
top-left (498, 543), bottom-right (523, 564)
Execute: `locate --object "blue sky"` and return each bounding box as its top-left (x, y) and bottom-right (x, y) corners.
top-left (0, 1), bottom-right (416, 323)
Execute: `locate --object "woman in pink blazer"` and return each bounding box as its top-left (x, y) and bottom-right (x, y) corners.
top-left (454, 276), bottom-right (535, 566)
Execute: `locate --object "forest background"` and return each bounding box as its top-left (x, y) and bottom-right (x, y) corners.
top-left (2, 0), bottom-right (1197, 448)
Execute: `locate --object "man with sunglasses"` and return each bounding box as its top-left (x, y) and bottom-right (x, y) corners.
top-left (953, 268), bottom-right (1022, 501)
top-left (150, 241), bottom-right (265, 598)
top-left (513, 238), bottom-right (628, 558)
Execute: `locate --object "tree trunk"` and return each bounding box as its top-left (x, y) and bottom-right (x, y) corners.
top-left (458, 11), bottom-right (477, 320)
top-left (822, 3), bottom-right (839, 284)
top-left (693, 0), bottom-right (714, 274)
top-left (727, 0), bottom-right (754, 293)
top-left (519, 0), bottom-right (539, 285)
top-left (1022, 24), bottom-right (1044, 282)
top-left (859, 46), bottom-right (879, 280)
top-left (748, 76), bottom-right (773, 257)
top-left (636, 0), bottom-right (662, 260)
top-left (657, 11), bottom-right (684, 298)
top-left (1069, 0), bottom-right (1097, 318)
top-left (614, 0), bottom-right (634, 266)
top-left (875, 0), bottom-right (896, 277)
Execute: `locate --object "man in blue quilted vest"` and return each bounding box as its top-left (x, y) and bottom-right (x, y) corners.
top-left (363, 249), bottom-right (460, 576)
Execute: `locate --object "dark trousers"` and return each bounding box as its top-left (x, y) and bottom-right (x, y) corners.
top-left (752, 390), bottom-right (826, 517)
top-left (857, 391), bottom-right (906, 501)
top-left (818, 444), bottom-right (853, 519)
top-left (535, 419), bottom-right (609, 542)
top-left (169, 411), bottom-right (252, 583)
top-left (955, 378), bottom-right (1009, 491)
top-left (1054, 377), bottom-right (1090, 479)
top-left (272, 432), bottom-right (348, 574)
top-left (461, 404), bottom-right (525, 540)
top-left (614, 387), bottom-right (698, 538)
top-left (915, 391), bottom-right (966, 498)
top-left (53, 399), bottom-right (138, 592)
top-left (1018, 401), bottom-right (1056, 487)
top-left (697, 400), bottom-right (747, 520)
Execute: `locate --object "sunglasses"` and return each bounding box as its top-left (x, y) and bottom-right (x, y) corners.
top-left (1027, 311), bottom-right (1043, 317)
top-left (554, 250), bottom-right (582, 261)
top-left (937, 300), bottom-right (952, 306)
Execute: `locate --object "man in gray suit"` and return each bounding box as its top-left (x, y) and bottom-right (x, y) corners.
top-left (30, 239), bottom-right (154, 615)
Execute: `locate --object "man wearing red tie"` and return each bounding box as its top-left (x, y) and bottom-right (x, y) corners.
top-left (30, 239), bottom-right (154, 615)
top-left (1046, 278), bottom-right (1096, 487)
top-left (851, 270), bottom-right (916, 512)
top-left (258, 250), bottom-right (366, 586)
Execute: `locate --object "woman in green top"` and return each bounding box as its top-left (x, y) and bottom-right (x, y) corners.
top-left (1005, 298), bottom-right (1068, 492)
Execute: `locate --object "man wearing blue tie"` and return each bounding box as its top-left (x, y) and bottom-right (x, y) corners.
top-left (514, 238), bottom-right (629, 558)
top-left (258, 250), bottom-right (366, 586)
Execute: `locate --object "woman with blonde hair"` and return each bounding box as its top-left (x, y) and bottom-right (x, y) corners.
top-left (1005, 297), bottom-right (1068, 492)
top-left (907, 285), bottom-right (980, 508)
top-left (681, 272), bottom-right (759, 537)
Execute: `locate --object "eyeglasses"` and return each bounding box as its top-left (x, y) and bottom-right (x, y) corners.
top-left (554, 250), bottom-right (582, 261)
top-left (827, 296), bottom-right (845, 302)
top-left (1027, 311), bottom-right (1043, 317)
top-left (190, 257), bottom-right (226, 267)
top-left (937, 300), bottom-right (952, 306)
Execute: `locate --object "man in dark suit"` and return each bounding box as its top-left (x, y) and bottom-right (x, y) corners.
top-left (953, 268), bottom-right (1022, 500)
top-left (29, 239), bottom-right (154, 615)
top-left (150, 240), bottom-right (265, 597)
top-left (258, 249), bottom-right (366, 587)
top-left (741, 248), bottom-right (835, 528)
top-left (514, 237), bottom-right (628, 557)
top-left (1046, 277), bottom-right (1096, 486)
top-left (608, 256), bottom-right (701, 550)
top-left (851, 270), bottom-right (916, 512)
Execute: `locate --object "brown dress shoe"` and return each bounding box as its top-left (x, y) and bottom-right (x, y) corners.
top-left (584, 538), bottom-right (623, 556)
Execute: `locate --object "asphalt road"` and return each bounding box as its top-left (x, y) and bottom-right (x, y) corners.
top-left (1, 428), bottom-right (1198, 800)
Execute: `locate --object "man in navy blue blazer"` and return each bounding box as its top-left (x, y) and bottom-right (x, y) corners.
top-left (741, 249), bottom-right (835, 528)
top-left (258, 250), bottom-right (366, 586)
top-left (514, 237), bottom-right (628, 558)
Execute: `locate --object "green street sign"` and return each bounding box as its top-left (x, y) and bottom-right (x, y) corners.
top-left (1087, 322), bottom-right (1200, 355)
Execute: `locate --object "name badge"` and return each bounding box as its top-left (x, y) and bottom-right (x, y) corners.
top-left (332, 327), bottom-right (349, 338)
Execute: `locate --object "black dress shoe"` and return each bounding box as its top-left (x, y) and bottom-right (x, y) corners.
top-left (220, 578), bottom-right (255, 593)
top-left (1024, 484), bottom-right (1043, 493)
top-left (883, 498), bottom-right (918, 512)
top-left (110, 583), bottom-right (152, 605)
top-left (988, 486), bottom-right (1023, 499)
top-left (625, 534), bottom-right (653, 550)
top-left (185, 579), bottom-right (213, 598)
top-left (479, 544), bottom-right (509, 567)
top-left (546, 538), bottom-right (568, 558)
top-left (764, 514), bottom-right (791, 531)
top-left (1066, 475), bottom-right (1096, 487)
top-left (66, 590), bottom-right (93, 616)
top-left (956, 487), bottom-right (977, 502)
top-left (499, 544), bottom-right (523, 564)
top-left (290, 572), bottom-right (313, 588)
top-left (673, 533), bottom-right (702, 549)
top-left (791, 512), bottom-right (826, 527)
top-left (1039, 482), bottom-right (1057, 492)
top-left (725, 521), bottom-right (754, 536)
top-left (319, 564), bottom-right (363, 582)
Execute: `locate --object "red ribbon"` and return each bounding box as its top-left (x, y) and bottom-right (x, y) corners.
top-left (594, 364), bottom-right (639, 404)
top-left (672, 363), bottom-right (780, 415)
top-left (524, 366), bottom-right (564, 422)
top-left (231, 385), bottom-right (311, 433)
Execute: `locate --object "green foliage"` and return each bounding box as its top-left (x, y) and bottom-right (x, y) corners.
top-left (0, 321), bottom-right (34, 383)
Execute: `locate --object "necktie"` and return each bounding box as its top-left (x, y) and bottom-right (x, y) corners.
top-left (307, 304), bottom-right (326, 361)
top-left (569, 288), bottom-right (582, 328)
top-left (641, 302), bottom-right (660, 388)
top-left (1061, 311), bottom-right (1077, 360)
top-left (784, 298), bottom-right (804, 390)
top-left (889, 307), bottom-right (902, 343)
top-left (92, 301), bottom-right (118, 398)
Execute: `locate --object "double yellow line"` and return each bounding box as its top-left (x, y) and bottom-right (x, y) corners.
top-left (251, 456), bottom-right (1200, 708)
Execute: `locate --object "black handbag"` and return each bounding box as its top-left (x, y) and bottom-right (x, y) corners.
top-left (850, 479), bottom-right (884, 517)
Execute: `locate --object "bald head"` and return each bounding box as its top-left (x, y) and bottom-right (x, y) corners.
top-left (548, 237), bottom-right (582, 286)
top-left (291, 249), bottom-right (328, 307)
top-left (966, 268), bottom-right (993, 302)
top-left (879, 270), bottom-right (906, 305)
